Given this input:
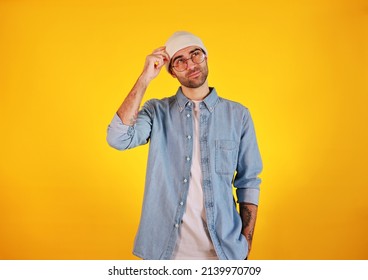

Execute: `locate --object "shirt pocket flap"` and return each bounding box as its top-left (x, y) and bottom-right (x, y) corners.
top-left (215, 140), bottom-right (238, 175)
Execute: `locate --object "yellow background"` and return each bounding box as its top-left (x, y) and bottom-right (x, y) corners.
top-left (1, 0), bottom-right (367, 259)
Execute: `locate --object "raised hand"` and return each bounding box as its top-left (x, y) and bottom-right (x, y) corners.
top-left (141, 46), bottom-right (170, 82)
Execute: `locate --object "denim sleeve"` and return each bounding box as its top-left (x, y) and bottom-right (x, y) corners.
top-left (234, 109), bottom-right (263, 205)
top-left (106, 100), bottom-right (154, 150)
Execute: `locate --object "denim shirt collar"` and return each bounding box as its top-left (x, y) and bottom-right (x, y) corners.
top-left (176, 87), bottom-right (219, 113)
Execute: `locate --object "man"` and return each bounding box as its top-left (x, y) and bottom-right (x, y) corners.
top-left (107, 31), bottom-right (262, 260)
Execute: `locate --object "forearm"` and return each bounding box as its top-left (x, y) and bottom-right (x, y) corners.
top-left (239, 202), bottom-right (258, 254)
top-left (116, 46), bottom-right (170, 126)
top-left (117, 74), bottom-right (149, 125)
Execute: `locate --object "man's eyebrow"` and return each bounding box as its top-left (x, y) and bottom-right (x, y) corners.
top-left (189, 48), bottom-right (201, 54)
top-left (172, 48), bottom-right (202, 62)
top-left (172, 55), bottom-right (183, 62)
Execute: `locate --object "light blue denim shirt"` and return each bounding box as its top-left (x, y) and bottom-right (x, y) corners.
top-left (107, 87), bottom-right (262, 260)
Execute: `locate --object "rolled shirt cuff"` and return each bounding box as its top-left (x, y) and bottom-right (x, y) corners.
top-left (236, 188), bottom-right (260, 205)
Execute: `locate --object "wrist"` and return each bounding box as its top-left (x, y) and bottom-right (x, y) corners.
top-left (138, 72), bottom-right (151, 87)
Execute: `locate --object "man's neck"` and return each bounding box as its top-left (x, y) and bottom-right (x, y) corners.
top-left (181, 82), bottom-right (210, 101)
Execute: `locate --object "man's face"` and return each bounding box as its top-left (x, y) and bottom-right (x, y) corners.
top-left (170, 46), bottom-right (208, 89)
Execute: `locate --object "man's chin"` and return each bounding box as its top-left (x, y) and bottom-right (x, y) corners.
top-left (183, 76), bottom-right (208, 89)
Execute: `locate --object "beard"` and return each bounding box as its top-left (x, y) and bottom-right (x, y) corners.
top-left (176, 62), bottom-right (209, 89)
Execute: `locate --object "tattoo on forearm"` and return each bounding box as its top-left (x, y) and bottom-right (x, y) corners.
top-left (129, 116), bottom-right (136, 125)
top-left (240, 204), bottom-right (257, 247)
top-left (247, 230), bottom-right (254, 243)
top-left (129, 110), bottom-right (138, 125)
top-left (240, 205), bottom-right (252, 229)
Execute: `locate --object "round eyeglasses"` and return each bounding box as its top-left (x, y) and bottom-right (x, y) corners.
top-left (171, 49), bottom-right (206, 72)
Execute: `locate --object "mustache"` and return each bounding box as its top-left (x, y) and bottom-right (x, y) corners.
top-left (186, 68), bottom-right (201, 77)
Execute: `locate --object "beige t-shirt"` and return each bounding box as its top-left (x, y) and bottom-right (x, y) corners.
top-left (172, 100), bottom-right (218, 260)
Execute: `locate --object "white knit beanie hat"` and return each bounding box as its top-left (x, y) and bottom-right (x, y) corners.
top-left (165, 31), bottom-right (207, 72)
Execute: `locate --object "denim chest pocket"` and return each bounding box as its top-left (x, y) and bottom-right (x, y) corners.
top-left (215, 140), bottom-right (238, 175)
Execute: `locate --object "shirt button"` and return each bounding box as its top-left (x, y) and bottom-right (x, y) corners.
top-left (175, 224), bottom-right (179, 228)
top-left (183, 178), bottom-right (188, 183)
top-left (180, 201), bottom-right (184, 206)
top-left (187, 135), bottom-right (191, 139)
top-left (186, 114), bottom-right (190, 118)
top-left (186, 157), bottom-right (190, 161)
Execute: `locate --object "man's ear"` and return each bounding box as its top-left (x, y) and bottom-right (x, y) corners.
top-left (171, 70), bottom-right (177, 78)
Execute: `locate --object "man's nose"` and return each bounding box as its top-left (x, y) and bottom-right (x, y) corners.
top-left (186, 58), bottom-right (196, 70)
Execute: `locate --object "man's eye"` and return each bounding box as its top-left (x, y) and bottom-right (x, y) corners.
top-left (192, 51), bottom-right (200, 57)
top-left (176, 59), bottom-right (184, 65)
